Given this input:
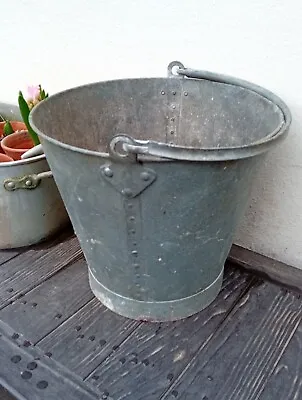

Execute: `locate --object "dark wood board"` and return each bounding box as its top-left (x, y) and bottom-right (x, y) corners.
top-left (0, 320), bottom-right (99, 400)
top-left (259, 319), bottom-right (302, 400)
top-left (229, 244), bottom-right (302, 293)
top-left (84, 268), bottom-right (253, 400)
top-left (38, 297), bottom-right (140, 378)
top-left (0, 258), bottom-right (93, 344)
top-left (0, 250), bottom-right (23, 267)
top-left (0, 233), bottom-right (81, 309)
top-left (161, 283), bottom-right (302, 400)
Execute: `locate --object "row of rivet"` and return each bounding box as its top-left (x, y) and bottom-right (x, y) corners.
top-left (103, 165), bottom-right (144, 298)
top-left (125, 198), bottom-right (142, 298)
top-left (5, 179), bottom-right (33, 190)
top-left (161, 89), bottom-right (188, 144)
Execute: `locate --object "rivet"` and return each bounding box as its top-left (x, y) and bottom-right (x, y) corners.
top-left (27, 362), bottom-right (38, 370)
top-left (37, 381), bottom-right (48, 390)
top-left (7, 181), bottom-right (15, 189)
top-left (170, 131), bottom-right (174, 135)
top-left (21, 371), bottom-right (32, 380)
top-left (11, 355), bottom-right (21, 363)
top-left (131, 250), bottom-right (138, 256)
top-left (133, 264), bottom-right (140, 269)
top-left (172, 91), bottom-right (176, 95)
top-left (184, 92), bottom-right (188, 96)
top-left (104, 167), bottom-right (113, 178)
top-left (25, 180), bottom-right (32, 186)
top-left (140, 171), bottom-right (150, 181)
top-left (172, 104), bottom-right (176, 109)
top-left (170, 117), bottom-right (175, 122)
top-left (161, 91), bottom-right (165, 95)
top-left (122, 188), bottom-right (133, 197)
top-left (129, 216), bottom-right (135, 222)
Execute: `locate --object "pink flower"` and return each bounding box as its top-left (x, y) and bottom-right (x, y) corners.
top-left (27, 85), bottom-right (40, 101)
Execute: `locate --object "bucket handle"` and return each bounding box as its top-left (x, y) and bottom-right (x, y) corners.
top-left (109, 134), bottom-right (236, 162)
top-left (4, 171), bottom-right (53, 191)
top-left (108, 60), bottom-right (291, 162)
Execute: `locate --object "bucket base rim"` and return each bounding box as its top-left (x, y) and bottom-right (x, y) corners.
top-left (88, 268), bottom-right (224, 322)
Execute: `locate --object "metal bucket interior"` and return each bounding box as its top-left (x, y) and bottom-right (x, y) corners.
top-left (29, 62), bottom-right (291, 321)
top-left (29, 68), bottom-right (289, 159)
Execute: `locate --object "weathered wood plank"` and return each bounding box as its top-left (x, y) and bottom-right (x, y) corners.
top-left (0, 233), bottom-right (81, 308)
top-left (162, 284), bottom-right (302, 400)
top-left (259, 319), bottom-right (302, 400)
top-left (38, 297), bottom-right (139, 378)
top-left (84, 267), bottom-right (253, 400)
top-left (229, 244), bottom-right (302, 293)
top-left (0, 320), bottom-right (99, 400)
top-left (0, 258), bottom-right (93, 344)
top-left (0, 249), bottom-right (23, 267)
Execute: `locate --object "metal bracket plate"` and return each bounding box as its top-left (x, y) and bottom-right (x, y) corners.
top-left (100, 163), bottom-right (156, 198)
top-left (4, 171), bottom-right (53, 191)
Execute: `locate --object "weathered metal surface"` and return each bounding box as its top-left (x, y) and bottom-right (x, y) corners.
top-left (29, 61), bottom-right (291, 321)
top-left (0, 104), bottom-right (69, 249)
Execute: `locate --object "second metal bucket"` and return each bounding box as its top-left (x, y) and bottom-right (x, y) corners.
top-left (0, 103), bottom-right (70, 249)
top-left (30, 61), bottom-right (291, 321)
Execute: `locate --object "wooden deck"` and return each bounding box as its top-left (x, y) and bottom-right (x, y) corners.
top-left (0, 230), bottom-right (301, 400)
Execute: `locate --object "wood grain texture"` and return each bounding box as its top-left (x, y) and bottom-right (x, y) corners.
top-left (85, 268), bottom-right (253, 400)
top-left (0, 320), bottom-right (99, 400)
top-left (259, 319), bottom-right (302, 400)
top-left (229, 244), bottom-right (302, 293)
top-left (0, 258), bottom-right (93, 344)
top-left (162, 283), bottom-right (302, 400)
top-left (0, 233), bottom-right (81, 308)
top-left (38, 297), bottom-right (139, 378)
top-left (0, 249), bottom-right (23, 267)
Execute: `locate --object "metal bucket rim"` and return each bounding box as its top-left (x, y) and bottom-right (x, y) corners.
top-left (0, 153), bottom-right (45, 167)
top-left (30, 71), bottom-right (291, 162)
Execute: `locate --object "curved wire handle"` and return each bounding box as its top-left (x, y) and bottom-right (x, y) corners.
top-left (107, 61), bottom-right (291, 163)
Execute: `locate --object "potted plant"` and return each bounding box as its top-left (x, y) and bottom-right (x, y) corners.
top-left (0, 117), bottom-right (26, 154)
top-left (0, 87), bottom-right (70, 249)
top-left (1, 86), bottom-right (47, 160)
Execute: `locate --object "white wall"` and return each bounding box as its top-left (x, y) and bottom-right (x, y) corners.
top-left (2, 0), bottom-right (302, 268)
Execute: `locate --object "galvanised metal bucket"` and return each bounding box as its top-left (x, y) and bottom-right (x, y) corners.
top-left (30, 61), bottom-right (291, 321)
top-left (0, 103), bottom-right (70, 249)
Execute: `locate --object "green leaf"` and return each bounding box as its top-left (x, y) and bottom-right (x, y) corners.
top-left (18, 91), bottom-right (40, 146)
top-left (3, 120), bottom-right (14, 136)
